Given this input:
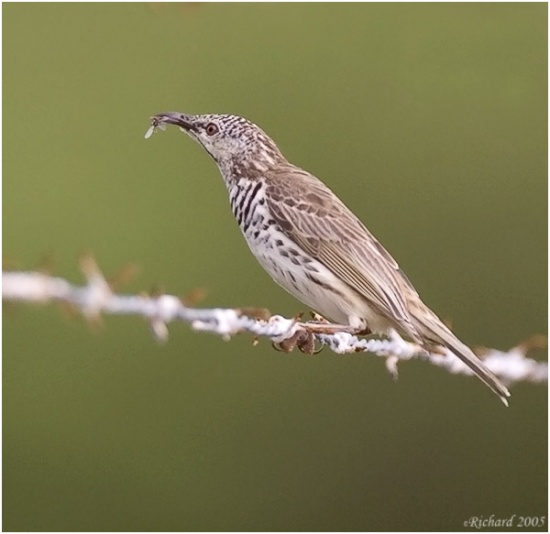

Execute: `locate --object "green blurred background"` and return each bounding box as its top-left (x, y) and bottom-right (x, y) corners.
top-left (3, 3), bottom-right (547, 531)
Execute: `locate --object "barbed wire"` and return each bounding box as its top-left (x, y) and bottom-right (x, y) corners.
top-left (3, 257), bottom-right (547, 391)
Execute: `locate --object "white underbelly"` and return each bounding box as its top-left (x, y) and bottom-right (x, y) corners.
top-left (245, 229), bottom-right (389, 331)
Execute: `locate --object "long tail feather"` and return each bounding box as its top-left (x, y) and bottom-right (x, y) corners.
top-left (414, 308), bottom-right (510, 405)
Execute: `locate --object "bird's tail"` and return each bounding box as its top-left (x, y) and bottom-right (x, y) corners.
top-left (413, 306), bottom-right (510, 406)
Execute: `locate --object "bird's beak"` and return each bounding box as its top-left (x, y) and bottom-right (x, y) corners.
top-left (151, 112), bottom-right (196, 132)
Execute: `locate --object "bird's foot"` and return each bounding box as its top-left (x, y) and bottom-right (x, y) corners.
top-left (354, 326), bottom-right (373, 336)
top-left (272, 328), bottom-right (323, 354)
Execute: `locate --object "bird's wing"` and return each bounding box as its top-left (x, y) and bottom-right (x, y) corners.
top-left (265, 168), bottom-right (419, 331)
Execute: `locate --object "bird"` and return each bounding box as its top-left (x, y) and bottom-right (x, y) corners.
top-left (146, 111), bottom-right (510, 405)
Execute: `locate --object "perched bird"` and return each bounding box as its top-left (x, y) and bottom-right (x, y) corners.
top-left (146, 112), bottom-right (510, 404)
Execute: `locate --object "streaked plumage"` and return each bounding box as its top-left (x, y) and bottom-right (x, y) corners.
top-left (148, 111), bottom-right (510, 404)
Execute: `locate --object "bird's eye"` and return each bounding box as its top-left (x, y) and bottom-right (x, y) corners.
top-left (205, 123), bottom-right (219, 136)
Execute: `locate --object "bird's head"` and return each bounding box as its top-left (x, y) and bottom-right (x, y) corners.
top-left (148, 112), bottom-right (285, 178)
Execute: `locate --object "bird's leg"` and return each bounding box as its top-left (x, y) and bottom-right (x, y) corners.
top-left (306, 311), bottom-right (371, 336)
top-left (310, 311), bottom-right (331, 323)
